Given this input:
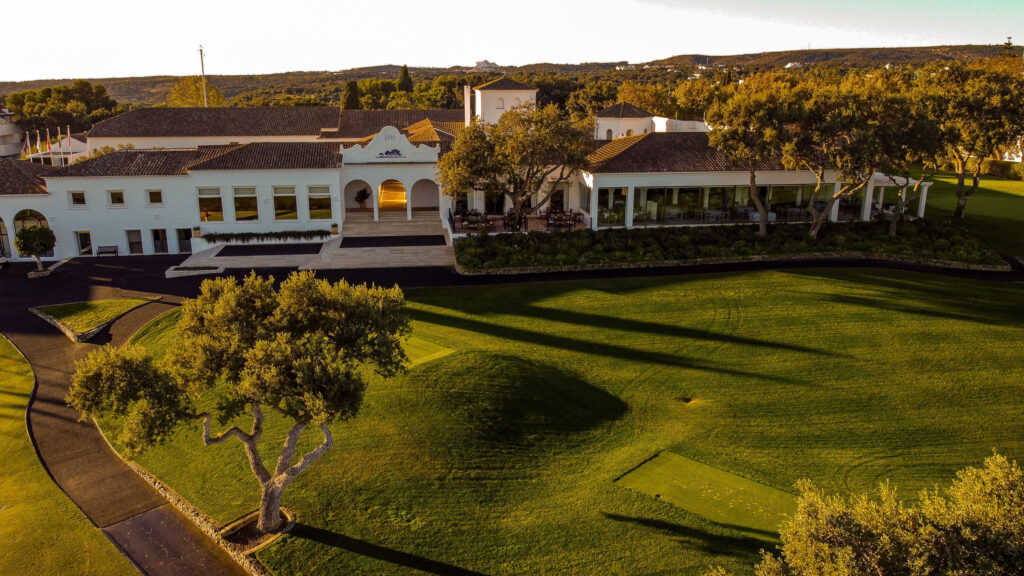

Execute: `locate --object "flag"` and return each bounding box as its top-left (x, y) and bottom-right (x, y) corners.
top-left (35, 130), bottom-right (41, 155)
top-left (45, 128), bottom-right (51, 152)
top-left (22, 132), bottom-right (30, 155)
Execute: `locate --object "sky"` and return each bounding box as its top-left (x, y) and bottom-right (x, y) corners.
top-left (3, 0), bottom-right (1020, 81)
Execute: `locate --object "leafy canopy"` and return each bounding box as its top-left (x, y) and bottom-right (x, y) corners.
top-left (166, 76), bottom-right (227, 107)
top-left (14, 225), bottom-right (55, 259)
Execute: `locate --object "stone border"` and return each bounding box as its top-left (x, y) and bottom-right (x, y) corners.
top-left (165, 265), bottom-right (226, 279)
top-left (455, 252), bottom-right (1013, 276)
top-left (219, 508), bottom-right (296, 556)
top-left (29, 297), bottom-right (162, 343)
top-left (93, 420), bottom-right (272, 576)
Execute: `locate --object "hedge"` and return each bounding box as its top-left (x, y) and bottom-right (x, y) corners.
top-left (201, 230), bottom-right (332, 244)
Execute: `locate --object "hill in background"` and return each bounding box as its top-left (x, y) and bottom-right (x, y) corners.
top-left (0, 44), bottom-right (1013, 106)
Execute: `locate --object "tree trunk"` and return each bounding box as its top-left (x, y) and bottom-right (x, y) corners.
top-left (808, 198), bottom-right (836, 240)
top-left (747, 169), bottom-right (767, 237)
top-left (258, 482), bottom-right (286, 533)
top-left (953, 194), bottom-right (969, 220)
top-left (952, 156), bottom-right (968, 220)
top-left (34, 257), bottom-right (43, 271)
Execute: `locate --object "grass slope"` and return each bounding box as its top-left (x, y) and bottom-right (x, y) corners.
top-left (923, 172), bottom-right (1024, 256)
top-left (0, 335), bottom-right (134, 576)
top-left (36, 297), bottom-right (156, 334)
top-left (113, 270), bottom-right (1024, 576)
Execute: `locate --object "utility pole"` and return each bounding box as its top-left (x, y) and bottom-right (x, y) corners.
top-left (198, 45), bottom-right (208, 108)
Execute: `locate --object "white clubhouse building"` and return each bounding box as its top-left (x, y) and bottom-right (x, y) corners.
top-left (0, 78), bottom-right (930, 262)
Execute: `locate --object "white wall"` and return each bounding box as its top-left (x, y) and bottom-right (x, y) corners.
top-left (595, 116), bottom-right (654, 140)
top-left (653, 117), bottom-right (710, 133)
top-left (474, 89), bottom-right (537, 124)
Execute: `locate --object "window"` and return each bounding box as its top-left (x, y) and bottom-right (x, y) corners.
top-left (108, 190), bottom-right (125, 206)
top-left (495, 97), bottom-right (504, 109)
top-left (233, 187), bottom-right (259, 221)
top-left (273, 186), bottom-right (297, 220)
top-left (0, 218), bottom-right (9, 258)
top-left (152, 229), bottom-right (168, 254)
top-left (198, 187), bottom-right (223, 222)
top-left (147, 190), bottom-right (163, 205)
top-left (605, 129), bottom-right (613, 140)
top-left (176, 229), bottom-right (192, 254)
top-left (626, 129), bottom-right (634, 137)
top-left (126, 230), bottom-right (143, 254)
top-left (307, 186), bottom-right (332, 220)
top-left (597, 188), bottom-right (628, 227)
top-left (75, 231), bottom-right (92, 256)
top-left (69, 191), bottom-right (86, 207)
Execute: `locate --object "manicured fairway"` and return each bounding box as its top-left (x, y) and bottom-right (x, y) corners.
top-left (36, 297), bottom-right (157, 335)
top-left (113, 269), bottom-right (1024, 576)
top-left (616, 451), bottom-right (796, 542)
top-left (0, 336), bottom-right (133, 576)
top-left (923, 172), bottom-right (1024, 255)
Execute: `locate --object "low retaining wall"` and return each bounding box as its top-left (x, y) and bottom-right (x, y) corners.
top-left (29, 297), bottom-right (162, 343)
top-left (455, 252), bottom-right (1013, 276)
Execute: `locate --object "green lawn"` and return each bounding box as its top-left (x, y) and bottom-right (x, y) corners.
top-left (111, 270), bottom-right (1024, 576)
top-left (0, 335), bottom-right (134, 576)
top-left (922, 171), bottom-right (1024, 255)
top-left (36, 297), bottom-right (157, 336)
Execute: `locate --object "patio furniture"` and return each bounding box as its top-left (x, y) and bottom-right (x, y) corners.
top-left (665, 205), bottom-right (682, 221)
top-left (96, 245), bottom-right (119, 257)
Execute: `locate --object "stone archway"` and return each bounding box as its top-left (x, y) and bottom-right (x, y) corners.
top-left (344, 180), bottom-right (373, 212)
top-left (410, 179), bottom-right (440, 212)
top-left (378, 180), bottom-right (407, 212)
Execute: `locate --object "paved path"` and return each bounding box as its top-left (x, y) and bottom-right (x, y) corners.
top-left (0, 272), bottom-right (247, 576)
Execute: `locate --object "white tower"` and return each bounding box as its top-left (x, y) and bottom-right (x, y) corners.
top-left (473, 77), bottom-right (538, 124)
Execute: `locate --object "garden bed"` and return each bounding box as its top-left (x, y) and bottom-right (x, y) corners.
top-left (454, 221), bottom-right (1007, 273)
top-left (31, 297), bottom-right (161, 342)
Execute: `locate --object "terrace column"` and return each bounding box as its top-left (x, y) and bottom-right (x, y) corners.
top-left (372, 182), bottom-right (380, 221)
top-left (829, 197), bottom-right (840, 222)
top-left (406, 180), bottom-right (413, 221)
top-left (590, 185), bottom-right (599, 231)
top-left (917, 182), bottom-right (931, 218)
top-left (860, 180), bottom-right (874, 221)
top-left (625, 186), bottom-right (635, 228)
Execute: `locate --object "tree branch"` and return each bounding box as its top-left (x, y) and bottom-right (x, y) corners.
top-left (274, 421), bottom-right (306, 476)
top-left (196, 404), bottom-right (271, 484)
top-left (281, 423), bottom-right (333, 482)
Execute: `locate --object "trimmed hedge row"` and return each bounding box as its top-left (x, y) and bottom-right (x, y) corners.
top-left (455, 221), bottom-right (1006, 271)
top-left (202, 229), bottom-right (332, 244)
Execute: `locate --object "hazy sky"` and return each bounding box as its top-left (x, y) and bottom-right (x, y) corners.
top-left (3, 0), bottom-right (1020, 81)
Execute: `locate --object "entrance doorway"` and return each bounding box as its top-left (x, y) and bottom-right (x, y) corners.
top-left (378, 180), bottom-right (407, 211)
top-left (75, 231), bottom-right (93, 256)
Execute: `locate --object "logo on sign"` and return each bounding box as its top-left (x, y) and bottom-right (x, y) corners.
top-left (376, 149), bottom-right (404, 159)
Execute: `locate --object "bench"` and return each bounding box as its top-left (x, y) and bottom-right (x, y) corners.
top-left (96, 245), bottom-right (119, 257)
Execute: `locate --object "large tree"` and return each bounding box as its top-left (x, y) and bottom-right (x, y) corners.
top-left (782, 74), bottom-right (886, 239)
top-left (437, 103), bottom-right (592, 231)
top-left (4, 79), bottom-right (121, 133)
top-left (166, 76), bottom-right (227, 107)
top-left (707, 453), bottom-right (1024, 576)
top-left (617, 80), bottom-right (680, 118)
top-left (68, 272), bottom-right (410, 534)
top-left (397, 65), bottom-right (414, 93)
top-left (341, 80), bottom-right (361, 110)
top-left (673, 77), bottom-right (719, 121)
top-left (707, 73), bottom-right (794, 237)
top-left (14, 225), bottom-right (55, 271)
top-left (918, 62), bottom-right (1024, 219)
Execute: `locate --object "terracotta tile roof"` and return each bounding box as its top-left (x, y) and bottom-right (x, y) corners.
top-left (50, 147), bottom-right (238, 177)
top-left (588, 132), bottom-right (788, 174)
top-left (0, 158), bottom-right (56, 195)
top-left (189, 142), bottom-right (341, 171)
top-left (319, 109), bottom-right (465, 140)
top-left (474, 77), bottom-right (537, 91)
top-left (596, 102), bottom-right (653, 118)
top-left (87, 107), bottom-right (341, 138)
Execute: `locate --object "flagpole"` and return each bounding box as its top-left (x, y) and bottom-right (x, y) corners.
top-left (35, 130), bottom-right (41, 164)
top-left (67, 124), bottom-right (73, 164)
top-left (45, 128), bottom-right (52, 166)
top-left (56, 126), bottom-right (63, 166)
top-left (198, 45), bottom-right (208, 108)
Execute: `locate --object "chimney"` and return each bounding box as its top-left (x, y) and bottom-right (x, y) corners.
top-left (464, 84), bottom-right (472, 126)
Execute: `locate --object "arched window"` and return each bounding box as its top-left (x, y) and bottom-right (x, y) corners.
top-left (0, 218), bottom-right (9, 258)
top-left (606, 129), bottom-right (614, 140)
top-left (626, 129), bottom-right (634, 137)
top-left (512, 97), bottom-right (521, 107)
top-left (14, 209), bottom-right (48, 232)
top-left (495, 97), bottom-right (505, 110)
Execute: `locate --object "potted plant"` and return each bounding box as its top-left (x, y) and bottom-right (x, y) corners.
top-left (355, 188), bottom-right (370, 210)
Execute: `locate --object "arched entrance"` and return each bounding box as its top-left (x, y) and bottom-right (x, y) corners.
top-left (0, 218), bottom-right (9, 258)
top-left (13, 209), bottom-right (53, 257)
top-left (378, 180), bottom-right (407, 212)
top-left (344, 180), bottom-right (372, 212)
top-left (410, 179), bottom-right (440, 212)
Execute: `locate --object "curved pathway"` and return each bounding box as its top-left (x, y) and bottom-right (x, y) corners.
top-left (0, 265), bottom-right (246, 576)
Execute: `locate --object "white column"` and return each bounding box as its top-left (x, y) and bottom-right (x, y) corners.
top-left (917, 183), bottom-right (930, 218)
top-left (860, 181), bottom-right (874, 221)
top-left (590, 185), bottom-right (599, 231)
top-left (372, 182), bottom-right (380, 221)
top-left (625, 186), bottom-right (635, 228)
top-left (405, 181), bottom-right (413, 221)
top-left (829, 197), bottom-right (840, 222)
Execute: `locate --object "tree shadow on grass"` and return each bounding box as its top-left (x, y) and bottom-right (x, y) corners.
top-left (289, 523), bottom-right (491, 576)
top-left (410, 309), bottom-right (803, 385)
top-left (602, 512), bottom-right (768, 558)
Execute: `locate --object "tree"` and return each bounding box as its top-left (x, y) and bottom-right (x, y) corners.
top-left (918, 62), bottom-right (1024, 219)
top-left (437, 103), bottom-right (592, 231)
top-left (708, 453), bottom-right (1024, 576)
top-left (4, 80), bottom-right (121, 133)
top-left (617, 80), bottom-right (680, 118)
top-left (566, 81), bottom-right (618, 123)
top-left (782, 74), bottom-right (886, 239)
top-left (342, 80), bottom-right (361, 110)
top-left (14, 225), bottom-right (55, 271)
top-left (673, 77), bottom-right (719, 121)
top-left (166, 76), bottom-right (226, 107)
top-left (68, 272), bottom-right (410, 534)
top-left (397, 65), bottom-right (414, 93)
top-left (707, 73), bottom-right (794, 237)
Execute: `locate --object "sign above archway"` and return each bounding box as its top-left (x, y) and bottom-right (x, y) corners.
top-left (342, 126), bottom-right (439, 165)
